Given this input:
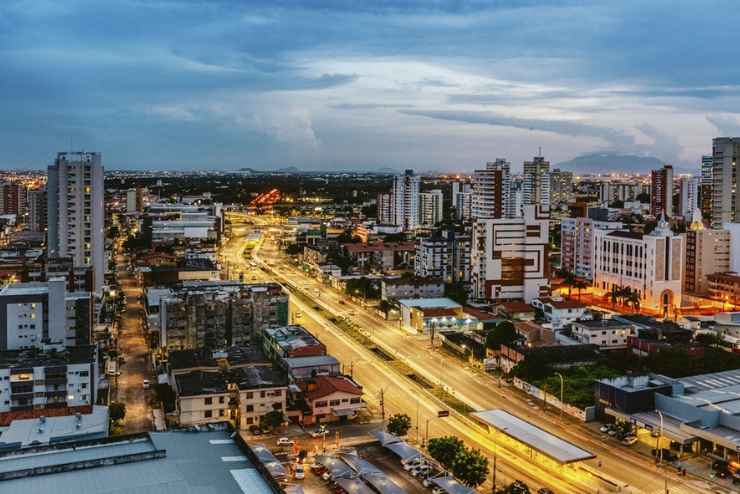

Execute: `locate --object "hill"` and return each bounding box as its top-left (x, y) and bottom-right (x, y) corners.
top-left (556, 153), bottom-right (665, 174)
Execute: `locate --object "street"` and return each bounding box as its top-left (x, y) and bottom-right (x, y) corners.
top-left (116, 254), bottom-right (154, 432)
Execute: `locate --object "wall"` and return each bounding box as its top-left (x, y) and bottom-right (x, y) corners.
top-left (512, 377), bottom-right (596, 422)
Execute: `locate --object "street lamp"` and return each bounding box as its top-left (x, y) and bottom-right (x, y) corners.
top-left (656, 409), bottom-right (664, 465)
top-left (555, 372), bottom-right (565, 421)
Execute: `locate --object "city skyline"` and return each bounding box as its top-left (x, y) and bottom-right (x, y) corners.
top-left (2, 1), bottom-right (740, 171)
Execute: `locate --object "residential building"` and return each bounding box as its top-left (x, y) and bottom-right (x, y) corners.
top-left (571, 319), bottom-right (635, 350)
top-left (262, 325), bottom-right (326, 360)
top-left (0, 345), bottom-right (98, 425)
top-left (283, 355), bottom-right (341, 382)
top-left (560, 217), bottom-right (623, 280)
top-left (419, 189), bottom-right (444, 227)
top-left (550, 168), bottom-right (573, 207)
top-left (391, 169), bottom-right (420, 231)
top-left (342, 241), bottom-right (415, 272)
top-left (711, 137), bottom-right (740, 228)
top-left (47, 152), bottom-right (105, 294)
top-left (650, 164), bottom-right (673, 218)
top-left (532, 298), bottom-right (590, 329)
top-left (471, 204), bottom-right (550, 302)
top-left (683, 210), bottom-right (730, 295)
top-left (397, 297), bottom-right (466, 334)
top-left (27, 188), bottom-right (47, 233)
top-left (45, 256), bottom-right (94, 292)
top-left (452, 182), bottom-right (473, 220)
top-left (0, 183), bottom-right (27, 218)
top-left (126, 187), bottom-right (144, 213)
top-left (299, 375), bottom-right (364, 425)
top-left (472, 159), bottom-right (511, 219)
top-left (727, 222), bottom-right (740, 273)
top-left (592, 215), bottom-right (684, 315)
top-left (381, 277), bottom-right (445, 301)
top-left (522, 155), bottom-right (550, 213)
top-left (376, 193), bottom-right (393, 224)
top-left (677, 176), bottom-right (699, 219)
top-left (700, 154), bottom-right (713, 219)
top-left (414, 234), bottom-right (448, 280)
top-left (707, 273), bottom-right (740, 305)
top-left (159, 282), bottom-right (288, 351)
top-left (0, 405), bottom-right (108, 450)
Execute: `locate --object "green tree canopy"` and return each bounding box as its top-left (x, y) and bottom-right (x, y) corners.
top-left (452, 448), bottom-right (489, 487)
top-left (109, 402), bottom-right (126, 422)
top-left (259, 410), bottom-right (284, 431)
top-left (496, 480), bottom-right (531, 494)
top-left (386, 413), bottom-right (412, 437)
top-left (485, 321), bottom-right (518, 350)
top-left (427, 436), bottom-right (464, 469)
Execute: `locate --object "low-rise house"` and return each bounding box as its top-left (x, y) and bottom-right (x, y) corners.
top-left (533, 298), bottom-right (590, 329)
top-left (397, 298), bottom-right (467, 334)
top-left (571, 319), bottom-right (635, 350)
top-left (300, 375), bottom-right (364, 425)
top-left (262, 325), bottom-right (326, 360)
top-left (514, 321), bottom-right (556, 346)
top-left (380, 277), bottom-right (445, 301)
top-left (283, 355), bottom-right (340, 382)
top-left (495, 301), bottom-right (536, 321)
top-left (342, 241), bottom-right (415, 272)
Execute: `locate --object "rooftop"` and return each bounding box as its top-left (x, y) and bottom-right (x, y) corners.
top-left (343, 241), bottom-right (416, 254)
top-left (472, 409), bottom-right (595, 464)
top-left (397, 297), bottom-right (462, 310)
top-left (573, 319), bottom-right (632, 330)
top-left (607, 230), bottom-right (644, 240)
top-left (0, 430), bottom-right (272, 493)
top-left (0, 346), bottom-right (96, 369)
top-left (284, 355), bottom-right (340, 369)
top-left (0, 406), bottom-right (108, 450)
top-left (303, 375), bottom-right (363, 401)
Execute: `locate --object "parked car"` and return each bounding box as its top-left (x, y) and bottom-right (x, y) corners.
top-left (309, 425), bottom-right (328, 438)
top-left (651, 448), bottom-right (677, 462)
top-left (599, 425), bottom-right (611, 433)
top-left (621, 435), bottom-right (638, 446)
top-left (277, 437), bottom-right (295, 447)
top-left (537, 489), bottom-right (555, 494)
top-left (142, 379), bottom-right (150, 389)
top-left (248, 425), bottom-right (262, 435)
top-left (294, 465), bottom-right (305, 480)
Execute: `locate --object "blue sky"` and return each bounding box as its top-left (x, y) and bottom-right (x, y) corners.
top-left (2, 0), bottom-right (739, 171)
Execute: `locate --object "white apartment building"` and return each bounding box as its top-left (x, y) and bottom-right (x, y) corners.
top-left (571, 319), bottom-right (635, 350)
top-left (391, 170), bottom-right (420, 231)
top-left (414, 235), bottom-right (448, 280)
top-left (593, 215), bottom-right (684, 315)
top-left (419, 189), bottom-right (444, 227)
top-left (452, 182), bottom-right (472, 220)
top-left (0, 279), bottom-right (66, 351)
top-left (471, 205), bottom-right (550, 302)
top-left (560, 217), bottom-right (623, 280)
top-left (712, 137), bottom-right (740, 227)
top-left (47, 152), bottom-right (105, 294)
top-left (472, 159), bottom-right (511, 219)
top-left (522, 155), bottom-right (550, 214)
top-left (678, 176), bottom-right (700, 219)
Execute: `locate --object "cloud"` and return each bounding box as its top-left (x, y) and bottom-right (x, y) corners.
top-left (707, 115), bottom-right (740, 136)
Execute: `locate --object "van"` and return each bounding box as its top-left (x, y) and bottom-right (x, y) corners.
top-left (143, 379), bottom-right (150, 389)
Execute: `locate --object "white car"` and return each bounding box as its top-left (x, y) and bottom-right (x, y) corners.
top-left (276, 437), bottom-right (295, 447)
top-left (622, 435), bottom-right (638, 446)
top-left (294, 465), bottom-right (305, 480)
top-left (142, 379), bottom-right (150, 389)
top-left (599, 425), bottom-right (611, 433)
top-left (309, 426), bottom-right (329, 438)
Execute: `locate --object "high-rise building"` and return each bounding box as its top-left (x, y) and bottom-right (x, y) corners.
top-left (550, 168), bottom-right (573, 207)
top-left (452, 182), bottom-right (473, 221)
top-left (376, 193), bottom-right (392, 224)
top-left (711, 137), bottom-right (740, 228)
top-left (47, 152), bottom-right (105, 294)
top-left (391, 170), bottom-right (420, 231)
top-left (414, 227), bottom-right (471, 284)
top-left (0, 183), bottom-right (27, 219)
top-left (126, 187), bottom-right (144, 213)
top-left (677, 176), bottom-right (700, 219)
top-left (470, 205), bottom-right (550, 302)
top-left (419, 189), bottom-right (444, 227)
top-left (683, 209), bottom-right (730, 295)
top-left (593, 214), bottom-right (684, 315)
top-left (522, 155), bottom-right (550, 213)
top-left (472, 159), bottom-right (511, 219)
top-left (560, 217), bottom-right (623, 280)
top-left (700, 155), bottom-right (713, 219)
top-left (27, 187), bottom-right (47, 233)
top-left (650, 164), bottom-right (674, 217)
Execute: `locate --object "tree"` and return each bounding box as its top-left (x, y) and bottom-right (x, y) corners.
top-left (452, 448), bottom-right (488, 487)
top-left (285, 243), bottom-right (302, 256)
top-left (562, 271), bottom-right (576, 298)
top-left (626, 290), bottom-right (641, 312)
top-left (444, 282), bottom-right (467, 305)
top-left (259, 410), bottom-right (284, 431)
top-left (574, 279), bottom-right (588, 300)
top-left (386, 413), bottom-right (412, 437)
top-left (497, 480), bottom-right (531, 494)
top-left (427, 436), bottom-right (464, 469)
top-left (485, 321), bottom-right (518, 351)
top-left (110, 402), bottom-right (126, 422)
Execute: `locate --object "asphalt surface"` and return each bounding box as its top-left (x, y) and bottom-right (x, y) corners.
top-left (116, 254), bottom-right (154, 433)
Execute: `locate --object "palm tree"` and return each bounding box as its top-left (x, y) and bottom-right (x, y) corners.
top-left (610, 286), bottom-right (619, 306)
top-left (562, 271), bottom-right (576, 299)
top-left (574, 279), bottom-right (588, 300)
top-left (627, 291), bottom-right (640, 313)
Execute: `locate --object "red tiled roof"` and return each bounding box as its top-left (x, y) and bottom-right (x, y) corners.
top-left (463, 306), bottom-right (497, 321)
top-left (547, 299), bottom-right (587, 310)
top-left (304, 376), bottom-right (363, 401)
top-left (498, 301), bottom-right (535, 313)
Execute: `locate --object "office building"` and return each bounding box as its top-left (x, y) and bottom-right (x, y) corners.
top-left (472, 159), bottom-right (511, 219)
top-left (650, 164), bottom-right (674, 218)
top-left (683, 209), bottom-right (730, 295)
top-left (593, 214), bottom-right (684, 315)
top-left (27, 188), bottom-right (47, 233)
top-left (711, 137), bottom-right (740, 227)
top-left (522, 155), bottom-right (550, 213)
top-left (560, 217), bottom-right (623, 280)
top-left (419, 189), bottom-right (444, 227)
top-left (391, 169), bottom-right (420, 231)
top-left (700, 154), bottom-right (713, 219)
top-left (677, 176), bottom-right (699, 219)
top-left (47, 152), bottom-right (105, 294)
top-left (549, 168), bottom-right (573, 207)
top-left (377, 192), bottom-right (393, 224)
top-left (471, 204), bottom-right (550, 302)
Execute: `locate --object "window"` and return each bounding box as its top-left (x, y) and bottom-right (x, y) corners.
top-left (246, 405), bottom-right (254, 412)
top-left (204, 410), bottom-right (212, 418)
top-left (205, 397), bottom-right (213, 405)
top-left (329, 399), bottom-right (340, 407)
top-left (246, 392), bottom-right (253, 399)
top-left (246, 417), bottom-right (254, 425)
top-left (315, 401), bottom-right (328, 408)
top-left (219, 396), bottom-right (225, 404)
top-left (219, 409), bottom-right (225, 417)
top-left (260, 391), bottom-right (266, 398)
top-left (79, 371), bottom-right (89, 377)
top-left (350, 397), bottom-right (361, 404)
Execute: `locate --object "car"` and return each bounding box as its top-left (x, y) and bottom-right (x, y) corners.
top-left (309, 426), bottom-right (329, 438)
top-left (432, 488), bottom-right (445, 494)
top-left (537, 489), bottom-right (555, 494)
top-left (248, 425), bottom-right (262, 435)
top-left (599, 425), bottom-right (611, 433)
top-left (294, 465), bottom-right (305, 480)
top-left (607, 428), bottom-right (617, 436)
top-left (277, 437), bottom-right (295, 447)
top-left (621, 435), bottom-right (638, 446)
top-left (142, 379), bottom-right (150, 389)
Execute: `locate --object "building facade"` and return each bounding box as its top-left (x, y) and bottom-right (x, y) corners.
top-left (376, 193), bottom-right (393, 224)
top-left (677, 176), bottom-right (699, 219)
top-left (391, 170), bottom-right (420, 231)
top-left (27, 188), bottom-right (47, 233)
top-left (419, 189), bottom-right (444, 227)
top-left (683, 211), bottom-right (730, 295)
top-left (549, 168), bottom-right (573, 207)
top-left (650, 164), bottom-right (674, 218)
top-left (472, 159), bottom-right (511, 219)
top-left (561, 217), bottom-right (623, 280)
top-left (522, 155), bottom-right (550, 213)
top-left (47, 152), bottom-right (105, 294)
top-left (711, 137), bottom-right (740, 228)
top-left (471, 204), bottom-right (550, 302)
top-left (700, 154), bottom-right (713, 219)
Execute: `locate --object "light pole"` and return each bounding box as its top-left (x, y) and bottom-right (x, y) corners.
top-left (555, 372), bottom-right (565, 421)
top-left (656, 409), bottom-right (664, 465)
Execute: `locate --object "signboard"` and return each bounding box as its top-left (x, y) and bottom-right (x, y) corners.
top-left (438, 410), bottom-right (450, 418)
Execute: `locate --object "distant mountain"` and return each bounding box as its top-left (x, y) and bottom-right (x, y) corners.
top-left (556, 153), bottom-right (666, 174)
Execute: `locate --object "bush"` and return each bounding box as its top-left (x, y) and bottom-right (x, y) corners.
top-left (386, 413), bottom-right (412, 437)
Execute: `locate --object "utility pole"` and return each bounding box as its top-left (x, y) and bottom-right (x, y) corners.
top-left (379, 388), bottom-right (385, 424)
top-left (491, 453), bottom-right (497, 493)
top-left (416, 399), bottom-right (420, 444)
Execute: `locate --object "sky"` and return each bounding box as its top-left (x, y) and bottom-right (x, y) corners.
top-left (2, 0), bottom-right (740, 172)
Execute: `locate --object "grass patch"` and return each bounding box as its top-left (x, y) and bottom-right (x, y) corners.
top-left (430, 387), bottom-right (475, 415)
top-left (533, 364), bottom-right (621, 408)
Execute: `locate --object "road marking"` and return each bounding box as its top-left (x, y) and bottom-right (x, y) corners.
top-left (221, 456), bottom-right (247, 462)
top-left (209, 439), bottom-right (234, 444)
